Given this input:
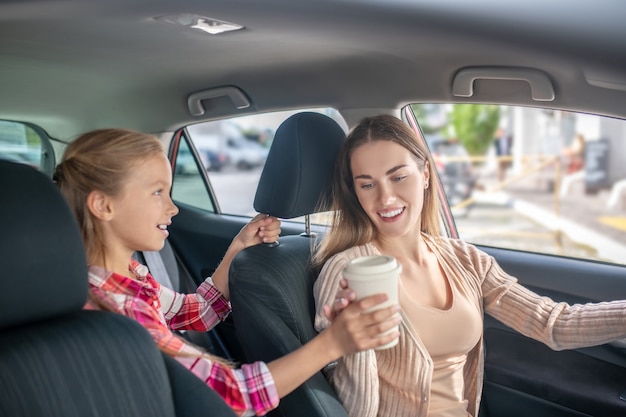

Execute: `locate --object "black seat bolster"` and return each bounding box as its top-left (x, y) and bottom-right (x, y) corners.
top-left (163, 353), bottom-right (237, 417)
top-left (231, 283), bottom-right (347, 417)
top-left (230, 236), bottom-right (349, 417)
top-left (0, 310), bottom-right (175, 417)
top-left (230, 237), bottom-right (318, 343)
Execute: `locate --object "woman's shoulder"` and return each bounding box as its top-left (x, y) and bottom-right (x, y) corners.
top-left (425, 233), bottom-right (479, 253)
top-left (425, 233), bottom-right (494, 279)
top-left (316, 243), bottom-right (377, 284)
top-left (324, 243), bottom-right (378, 265)
top-left (338, 242), bottom-right (378, 257)
top-left (425, 233), bottom-right (491, 265)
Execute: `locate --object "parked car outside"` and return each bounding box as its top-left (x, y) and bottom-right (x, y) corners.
top-left (188, 123), bottom-right (267, 170)
top-left (201, 147), bottom-right (230, 172)
top-left (224, 136), bottom-right (268, 170)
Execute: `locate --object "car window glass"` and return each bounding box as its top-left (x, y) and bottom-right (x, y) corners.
top-left (0, 120), bottom-right (54, 174)
top-left (171, 134), bottom-right (216, 212)
top-left (409, 104), bottom-right (626, 267)
top-left (185, 108), bottom-right (347, 223)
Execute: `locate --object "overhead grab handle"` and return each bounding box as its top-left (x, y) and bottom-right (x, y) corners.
top-left (188, 86), bottom-right (251, 116)
top-left (452, 67), bottom-right (555, 102)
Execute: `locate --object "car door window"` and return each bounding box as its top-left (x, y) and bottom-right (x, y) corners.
top-left (407, 104), bottom-right (626, 267)
top-left (170, 133), bottom-right (216, 212)
top-left (0, 120), bottom-right (55, 175)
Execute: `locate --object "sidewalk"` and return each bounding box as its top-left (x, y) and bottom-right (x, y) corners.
top-left (502, 181), bottom-right (626, 264)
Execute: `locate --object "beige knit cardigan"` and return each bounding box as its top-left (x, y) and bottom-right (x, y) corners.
top-left (313, 234), bottom-right (626, 417)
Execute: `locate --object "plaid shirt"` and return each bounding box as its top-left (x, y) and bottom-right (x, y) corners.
top-left (86, 258), bottom-right (279, 417)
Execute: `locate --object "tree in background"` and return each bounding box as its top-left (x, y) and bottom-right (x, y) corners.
top-left (411, 104), bottom-right (501, 156)
top-left (410, 104), bottom-right (443, 135)
top-left (448, 104), bottom-right (500, 156)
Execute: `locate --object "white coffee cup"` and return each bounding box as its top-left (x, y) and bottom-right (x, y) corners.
top-left (343, 255), bottom-right (401, 350)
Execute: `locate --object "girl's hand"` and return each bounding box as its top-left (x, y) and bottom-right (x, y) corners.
top-left (323, 279), bottom-right (356, 322)
top-left (326, 293), bottom-right (401, 356)
top-left (235, 213), bottom-right (281, 248)
top-left (211, 213), bottom-right (280, 299)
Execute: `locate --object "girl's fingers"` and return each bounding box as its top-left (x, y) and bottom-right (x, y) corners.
top-left (368, 329), bottom-right (400, 349)
top-left (333, 288), bottom-right (356, 307)
top-left (340, 313), bottom-right (401, 352)
top-left (344, 293), bottom-right (390, 315)
top-left (253, 214), bottom-right (281, 242)
top-left (323, 305), bottom-right (334, 321)
top-left (324, 292), bottom-right (352, 321)
top-left (363, 312), bottom-right (402, 336)
top-left (328, 289), bottom-right (401, 353)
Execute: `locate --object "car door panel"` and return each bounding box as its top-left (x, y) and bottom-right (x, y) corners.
top-left (479, 246), bottom-right (626, 417)
top-left (168, 204), bottom-right (254, 284)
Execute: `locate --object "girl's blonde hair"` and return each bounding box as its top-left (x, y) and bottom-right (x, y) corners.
top-left (56, 128), bottom-right (233, 367)
top-left (54, 128), bottom-right (165, 264)
top-left (313, 115), bottom-right (441, 270)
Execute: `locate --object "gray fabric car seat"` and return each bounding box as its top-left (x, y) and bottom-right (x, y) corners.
top-left (0, 160), bottom-right (236, 417)
top-left (229, 112), bottom-right (348, 417)
top-left (135, 242), bottom-right (235, 361)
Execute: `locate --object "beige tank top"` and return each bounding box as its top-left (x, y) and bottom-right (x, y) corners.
top-left (399, 270), bottom-right (482, 417)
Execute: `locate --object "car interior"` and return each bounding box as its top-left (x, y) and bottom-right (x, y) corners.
top-left (2, 1), bottom-right (626, 416)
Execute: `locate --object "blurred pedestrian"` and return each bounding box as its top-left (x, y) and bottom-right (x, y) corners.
top-left (562, 133), bottom-right (585, 173)
top-left (493, 127), bottom-right (513, 182)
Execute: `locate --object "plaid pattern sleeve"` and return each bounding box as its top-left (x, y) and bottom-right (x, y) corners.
top-left (177, 357), bottom-right (279, 417)
top-left (87, 262), bottom-right (279, 417)
top-left (161, 277), bottom-right (232, 332)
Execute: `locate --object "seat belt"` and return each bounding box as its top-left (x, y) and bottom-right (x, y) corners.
top-left (143, 250), bottom-right (176, 290)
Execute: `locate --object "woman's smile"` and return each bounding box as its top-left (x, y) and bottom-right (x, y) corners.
top-left (378, 207), bottom-right (405, 222)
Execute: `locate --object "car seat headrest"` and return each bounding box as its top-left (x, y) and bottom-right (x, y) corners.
top-left (253, 112), bottom-right (345, 219)
top-left (0, 160), bottom-right (88, 329)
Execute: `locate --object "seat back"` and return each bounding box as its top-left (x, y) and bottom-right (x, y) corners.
top-left (229, 112), bottom-right (347, 417)
top-left (0, 160), bottom-right (236, 417)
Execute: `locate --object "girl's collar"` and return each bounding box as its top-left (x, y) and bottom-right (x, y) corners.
top-left (128, 258), bottom-right (150, 281)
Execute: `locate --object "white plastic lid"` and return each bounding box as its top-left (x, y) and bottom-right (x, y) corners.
top-left (343, 255), bottom-right (400, 279)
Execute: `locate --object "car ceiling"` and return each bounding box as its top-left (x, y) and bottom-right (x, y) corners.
top-left (1, 0), bottom-right (625, 141)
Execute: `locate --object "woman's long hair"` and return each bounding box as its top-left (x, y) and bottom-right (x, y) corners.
top-left (313, 115), bottom-right (440, 270)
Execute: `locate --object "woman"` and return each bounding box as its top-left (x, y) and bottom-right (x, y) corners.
top-left (55, 127), bottom-right (401, 417)
top-left (313, 114), bottom-right (626, 417)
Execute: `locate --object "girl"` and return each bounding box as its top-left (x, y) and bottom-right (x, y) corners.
top-left (55, 128), bottom-right (401, 417)
top-left (313, 115), bottom-right (626, 417)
